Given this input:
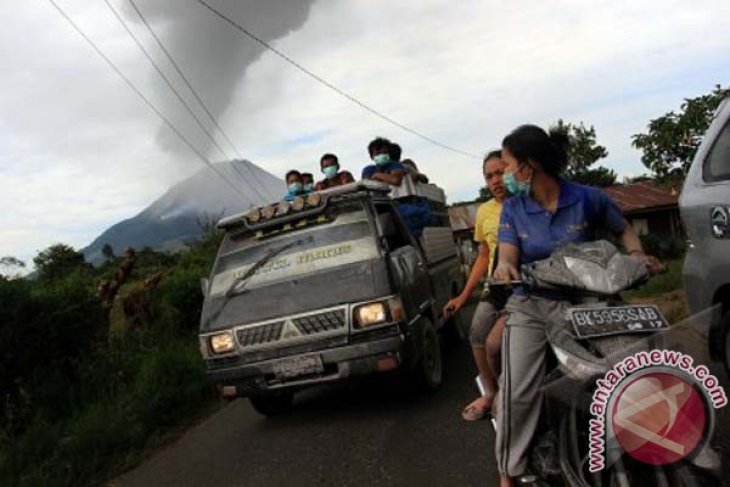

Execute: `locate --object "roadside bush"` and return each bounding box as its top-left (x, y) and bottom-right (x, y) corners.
top-left (623, 259), bottom-right (683, 299)
top-left (0, 271), bottom-right (105, 433)
top-left (0, 237), bottom-right (220, 486)
top-left (158, 266), bottom-right (206, 332)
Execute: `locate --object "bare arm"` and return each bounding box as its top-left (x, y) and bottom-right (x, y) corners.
top-left (619, 219), bottom-right (643, 254)
top-left (443, 242), bottom-right (490, 314)
top-left (492, 242), bottom-right (521, 282)
top-left (618, 219), bottom-right (663, 273)
top-left (371, 170), bottom-right (405, 186)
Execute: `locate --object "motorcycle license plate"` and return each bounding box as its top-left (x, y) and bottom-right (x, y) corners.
top-left (273, 354), bottom-right (324, 380)
top-left (569, 305), bottom-right (669, 339)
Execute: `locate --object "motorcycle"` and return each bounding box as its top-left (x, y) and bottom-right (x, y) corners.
top-left (487, 240), bottom-right (723, 486)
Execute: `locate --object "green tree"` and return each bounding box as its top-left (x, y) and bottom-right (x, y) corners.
top-left (632, 84), bottom-right (730, 181)
top-left (33, 244), bottom-right (89, 280)
top-left (550, 119), bottom-right (617, 187)
top-left (0, 256), bottom-right (25, 279)
top-left (101, 243), bottom-right (115, 261)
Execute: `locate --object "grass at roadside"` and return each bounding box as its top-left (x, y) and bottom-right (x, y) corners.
top-left (0, 332), bottom-right (222, 486)
top-left (623, 259), bottom-right (683, 299)
top-left (623, 259), bottom-right (688, 324)
top-left (0, 229), bottom-right (225, 487)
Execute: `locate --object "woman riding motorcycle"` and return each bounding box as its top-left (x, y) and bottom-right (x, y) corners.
top-left (491, 125), bottom-right (662, 487)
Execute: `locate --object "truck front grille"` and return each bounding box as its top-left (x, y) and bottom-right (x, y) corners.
top-left (237, 321), bottom-right (284, 347)
top-left (234, 307), bottom-right (348, 350)
top-left (292, 309), bottom-right (346, 335)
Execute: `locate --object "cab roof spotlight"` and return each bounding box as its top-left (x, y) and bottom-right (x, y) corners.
top-left (291, 196), bottom-right (305, 211)
top-left (246, 208), bottom-right (261, 224)
top-left (306, 193), bottom-right (322, 208)
top-left (276, 200), bottom-right (291, 216)
top-left (261, 204), bottom-right (277, 220)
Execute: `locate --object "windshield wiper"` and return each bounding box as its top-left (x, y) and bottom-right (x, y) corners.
top-left (204, 235), bottom-right (314, 328)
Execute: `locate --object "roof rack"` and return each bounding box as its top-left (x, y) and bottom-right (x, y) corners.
top-left (216, 178), bottom-right (448, 231)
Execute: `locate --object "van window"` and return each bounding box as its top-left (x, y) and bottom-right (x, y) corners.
top-left (704, 120), bottom-right (730, 182)
top-left (375, 203), bottom-right (412, 251)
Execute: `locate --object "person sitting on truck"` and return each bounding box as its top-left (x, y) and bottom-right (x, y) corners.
top-left (443, 150), bottom-right (509, 422)
top-left (402, 158), bottom-right (429, 184)
top-left (315, 153), bottom-right (355, 190)
top-left (362, 137), bottom-right (406, 186)
top-left (301, 172), bottom-right (315, 193)
top-left (283, 169), bottom-right (304, 201)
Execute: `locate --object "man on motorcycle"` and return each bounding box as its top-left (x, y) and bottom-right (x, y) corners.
top-left (491, 125), bottom-right (661, 486)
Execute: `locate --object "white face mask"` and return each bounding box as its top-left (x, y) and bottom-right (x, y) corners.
top-left (373, 154), bottom-right (390, 166)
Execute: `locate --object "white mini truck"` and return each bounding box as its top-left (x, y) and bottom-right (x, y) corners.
top-left (198, 179), bottom-right (465, 415)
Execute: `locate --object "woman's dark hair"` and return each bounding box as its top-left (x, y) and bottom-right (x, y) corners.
top-left (301, 172), bottom-right (313, 182)
top-left (368, 137), bottom-right (391, 157)
top-left (285, 169), bottom-right (301, 182)
top-left (502, 125), bottom-right (569, 178)
top-left (320, 153), bottom-right (338, 167)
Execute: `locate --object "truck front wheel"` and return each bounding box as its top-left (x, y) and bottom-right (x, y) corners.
top-left (414, 317), bottom-right (443, 390)
top-left (249, 391), bottom-right (294, 416)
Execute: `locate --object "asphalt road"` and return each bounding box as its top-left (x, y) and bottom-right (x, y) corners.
top-left (114, 306), bottom-right (499, 487)
top-left (114, 303), bottom-right (730, 487)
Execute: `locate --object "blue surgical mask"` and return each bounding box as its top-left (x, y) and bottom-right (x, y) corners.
top-left (303, 183), bottom-right (314, 192)
top-left (323, 165), bottom-right (338, 179)
top-left (373, 154), bottom-right (390, 166)
top-left (288, 182), bottom-right (303, 195)
top-left (503, 171), bottom-right (531, 196)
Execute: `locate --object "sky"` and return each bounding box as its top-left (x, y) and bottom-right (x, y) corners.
top-left (1, 0), bottom-right (729, 267)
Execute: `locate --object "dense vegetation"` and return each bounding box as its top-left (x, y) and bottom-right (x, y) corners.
top-left (0, 229), bottom-right (223, 486)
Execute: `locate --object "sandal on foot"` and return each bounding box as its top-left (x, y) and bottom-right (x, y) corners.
top-left (461, 399), bottom-right (489, 421)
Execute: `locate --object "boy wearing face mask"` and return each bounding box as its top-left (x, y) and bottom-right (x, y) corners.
top-left (283, 170), bottom-right (304, 201)
top-left (301, 173), bottom-right (315, 193)
top-left (362, 137), bottom-right (406, 186)
top-left (315, 153), bottom-right (355, 190)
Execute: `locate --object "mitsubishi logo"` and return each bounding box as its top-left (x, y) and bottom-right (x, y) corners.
top-left (281, 321), bottom-right (302, 339)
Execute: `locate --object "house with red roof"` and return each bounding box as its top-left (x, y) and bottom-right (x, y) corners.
top-left (602, 181), bottom-right (683, 238)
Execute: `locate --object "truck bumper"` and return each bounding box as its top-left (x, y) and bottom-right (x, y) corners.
top-left (206, 335), bottom-right (404, 396)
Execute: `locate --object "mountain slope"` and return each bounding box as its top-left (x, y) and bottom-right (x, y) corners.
top-left (83, 159), bottom-right (284, 263)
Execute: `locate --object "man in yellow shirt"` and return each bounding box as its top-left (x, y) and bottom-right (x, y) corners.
top-left (444, 150), bottom-right (507, 421)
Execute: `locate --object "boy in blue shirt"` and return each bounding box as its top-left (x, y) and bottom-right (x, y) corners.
top-left (362, 137), bottom-right (406, 186)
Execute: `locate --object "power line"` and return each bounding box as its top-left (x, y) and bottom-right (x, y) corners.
top-left (193, 0), bottom-right (480, 160)
top-left (127, 0), bottom-right (277, 200)
top-left (46, 0), bottom-right (251, 203)
top-left (104, 0), bottom-right (230, 161)
top-left (104, 0), bottom-right (271, 204)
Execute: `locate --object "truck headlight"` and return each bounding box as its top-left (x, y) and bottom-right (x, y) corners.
top-left (353, 297), bottom-right (404, 329)
top-left (355, 302), bottom-right (387, 328)
top-left (209, 331), bottom-right (235, 354)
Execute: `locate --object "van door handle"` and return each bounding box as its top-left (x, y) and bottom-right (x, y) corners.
top-left (711, 206), bottom-right (729, 238)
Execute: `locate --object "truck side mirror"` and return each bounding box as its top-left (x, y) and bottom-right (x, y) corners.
top-left (200, 278), bottom-right (209, 297)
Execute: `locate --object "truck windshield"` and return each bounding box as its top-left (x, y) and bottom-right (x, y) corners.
top-left (208, 200), bottom-right (377, 296)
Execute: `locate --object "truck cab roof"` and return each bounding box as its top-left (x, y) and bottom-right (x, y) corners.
top-left (217, 179), bottom-right (448, 232)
